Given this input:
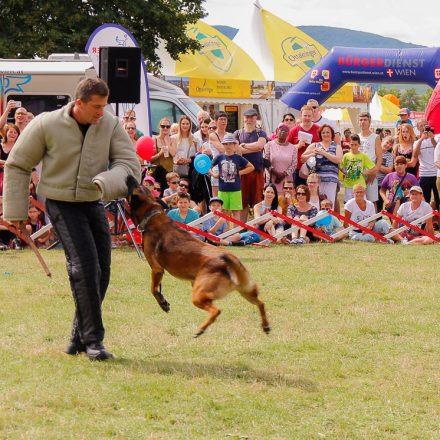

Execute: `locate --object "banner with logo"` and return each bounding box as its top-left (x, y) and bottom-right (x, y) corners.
top-left (189, 78), bottom-right (251, 98)
top-left (85, 23), bottom-right (151, 135)
top-left (281, 47), bottom-right (440, 110)
top-left (261, 9), bottom-right (327, 83)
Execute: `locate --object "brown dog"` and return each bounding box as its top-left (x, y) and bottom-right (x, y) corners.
top-left (126, 175), bottom-right (270, 337)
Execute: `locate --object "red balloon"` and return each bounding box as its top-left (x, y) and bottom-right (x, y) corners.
top-left (136, 136), bottom-right (155, 161)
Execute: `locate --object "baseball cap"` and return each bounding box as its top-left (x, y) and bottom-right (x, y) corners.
top-left (398, 107), bottom-right (410, 115)
top-left (243, 108), bottom-right (258, 117)
top-left (209, 197), bottom-right (223, 205)
top-left (409, 185), bottom-right (423, 193)
top-left (143, 175), bottom-right (156, 184)
top-left (221, 134), bottom-right (238, 144)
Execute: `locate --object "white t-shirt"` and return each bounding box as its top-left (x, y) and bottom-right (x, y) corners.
top-left (415, 139), bottom-right (437, 177)
top-left (344, 198), bottom-right (376, 223)
top-left (315, 116), bottom-right (338, 133)
top-left (434, 142), bottom-right (440, 177)
top-left (397, 200), bottom-right (432, 223)
top-left (358, 131), bottom-right (379, 163)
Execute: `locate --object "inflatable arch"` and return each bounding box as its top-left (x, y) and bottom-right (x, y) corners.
top-left (425, 80), bottom-right (440, 134)
top-left (281, 47), bottom-right (440, 110)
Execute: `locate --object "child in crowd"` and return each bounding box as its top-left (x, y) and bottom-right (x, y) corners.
top-left (201, 197), bottom-right (228, 237)
top-left (340, 134), bottom-right (375, 201)
top-left (315, 198), bottom-right (344, 240)
top-left (162, 172), bottom-right (180, 209)
top-left (210, 134), bottom-right (254, 221)
top-left (25, 205), bottom-right (51, 248)
top-left (376, 136), bottom-right (395, 211)
top-left (167, 192), bottom-right (199, 224)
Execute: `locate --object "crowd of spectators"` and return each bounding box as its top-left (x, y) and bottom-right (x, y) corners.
top-left (1, 99), bottom-right (440, 250)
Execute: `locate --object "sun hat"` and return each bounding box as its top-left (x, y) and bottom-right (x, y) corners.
top-left (221, 134), bottom-right (238, 144)
top-left (409, 185), bottom-right (423, 193)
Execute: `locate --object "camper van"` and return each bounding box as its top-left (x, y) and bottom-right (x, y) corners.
top-left (0, 55), bottom-right (202, 135)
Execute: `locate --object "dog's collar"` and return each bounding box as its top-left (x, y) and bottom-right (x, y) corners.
top-left (137, 209), bottom-right (162, 232)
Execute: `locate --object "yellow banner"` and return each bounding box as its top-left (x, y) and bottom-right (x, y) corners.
top-left (327, 84), bottom-right (354, 102)
top-left (189, 78), bottom-right (251, 98)
top-left (176, 21), bottom-right (265, 81)
top-left (261, 9), bottom-right (327, 82)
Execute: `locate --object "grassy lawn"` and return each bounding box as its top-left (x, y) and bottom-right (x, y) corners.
top-left (0, 243), bottom-right (439, 439)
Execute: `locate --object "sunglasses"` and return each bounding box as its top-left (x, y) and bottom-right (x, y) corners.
top-left (124, 116), bottom-right (136, 120)
top-left (169, 180), bottom-right (179, 185)
top-left (283, 186), bottom-right (294, 190)
top-left (311, 106), bottom-right (318, 109)
top-left (160, 124), bottom-right (171, 129)
top-left (208, 126), bottom-right (217, 130)
top-left (179, 183), bottom-right (189, 188)
top-left (283, 118), bottom-right (294, 122)
top-left (297, 192), bottom-right (306, 196)
top-left (126, 127), bottom-right (136, 130)
top-left (16, 112), bottom-right (27, 115)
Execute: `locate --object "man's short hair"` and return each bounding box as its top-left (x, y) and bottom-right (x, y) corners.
top-left (350, 134), bottom-right (361, 143)
top-left (177, 192), bottom-right (191, 201)
top-left (359, 112), bottom-right (372, 121)
top-left (75, 78), bottom-right (109, 102)
top-left (214, 111), bottom-right (228, 121)
top-left (300, 105), bottom-right (314, 114)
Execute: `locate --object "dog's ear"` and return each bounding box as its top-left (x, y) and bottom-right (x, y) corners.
top-left (126, 175), bottom-right (140, 197)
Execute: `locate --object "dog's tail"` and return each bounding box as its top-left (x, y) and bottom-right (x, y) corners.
top-left (221, 253), bottom-right (256, 293)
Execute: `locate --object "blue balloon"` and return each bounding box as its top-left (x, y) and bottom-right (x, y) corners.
top-left (194, 154), bottom-right (212, 174)
top-left (315, 210), bottom-right (332, 227)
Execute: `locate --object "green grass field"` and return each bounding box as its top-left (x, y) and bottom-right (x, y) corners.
top-left (1, 243), bottom-right (439, 439)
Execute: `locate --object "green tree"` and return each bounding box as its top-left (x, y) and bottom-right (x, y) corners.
top-left (399, 88), bottom-right (420, 112)
top-left (0, 0), bottom-right (206, 69)
top-left (377, 86), bottom-right (401, 99)
top-left (419, 87), bottom-right (433, 112)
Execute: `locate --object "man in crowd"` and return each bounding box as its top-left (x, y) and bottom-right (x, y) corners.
top-left (234, 108), bottom-right (268, 222)
top-left (0, 100), bottom-right (29, 133)
top-left (3, 78), bottom-right (141, 360)
top-left (358, 111), bottom-right (382, 205)
top-left (307, 98), bottom-right (340, 144)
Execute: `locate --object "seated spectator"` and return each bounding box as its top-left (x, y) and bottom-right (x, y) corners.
top-left (0, 197), bottom-right (14, 250)
top-left (393, 185), bottom-right (435, 245)
top-left (344, 184), bottom-right (394, 243)
top-left (167, 192), bottom-right (199, 225)
top-left (162, 172), bottom-right (180, 209)
top-left (25, 205), bottom-right (51, 248)
top-left (177, 177), bottom-right (198, 211)
top-left (307, 173), bottom-right (327, 211)
top-left (379, 155), bottom-right (419, 214)
top-left (285, 184), bottom-right (318, 244)
top-left (376, 136), bottom-right (395, 212)
top-left (278, 179), bottom-right (296, 216)
top-left (253, 183), bottom-right (283, 236)
top-left (201, 197), bottom-right (228, 237)
top-left (316, 198), bottom-right (344, 239)
top-left (142, 175), bottom-right (168, 210)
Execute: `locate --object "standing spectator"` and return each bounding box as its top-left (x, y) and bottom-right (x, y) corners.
top-left (211, 134), bottom-right (254, 221)
top-left (208, 112), bottom-right (229, 196)
top-left (384, 129), bottom-right (392, 137)
top-left (287, 105), bottom-right (320, 186)
top-left (193, 117), bottom-right (211, 149)
top-left (395, 107), bottom-right (413, 127)
top-left (170, 115), bottom-right (197, 181)
top-left (3, 78), bottom-right (141, 360)
top-left (307, 98), bottom-right (341, 144)
top-left (0, 124), bottom-right (20, 196)
top-left (435, 140), bottom-right (440, 200)
top-left (392, 123), bottom-right (417, 176)
top-left (0, 100), bottom-right (17, 133)
top-left (170, 123), bottom-right (179, 136)
top-left (408, 121), bottom-right (439, 210)
top-left (151, 118), bottom-right (174, 192)
top-left (122, 109), bottom-right (143, 139)
top-left (234, 108), bottom-right (268, 222)
top-left (263, 123), bottom-right (297, 193)
top-left (167, 192), bottom-right (199, 224)
top-left (379, 156), bottom-right (419, 214)
top-left (376, 136), bottom-right (395, 211)
top-left (340, 134), bottom-right (375, 202)
top-left (269, 113), bottom-right (296, 139)
top-left (344, 184), bottom-right (393, 243)
top-left (301, 124), bottom-right (342, 206)
top-left (358, 112), bottom-right (382, 205)
top-left (13, 107), bottom-right (29, 134)
top-left (393, 186), bottom-right (435, 245)
top-left (196, 110), bottom-right (211, 126)
top-left (341, 128), bottom-right (352, 153)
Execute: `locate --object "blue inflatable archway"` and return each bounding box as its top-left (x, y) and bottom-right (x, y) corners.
top-left (281, 47), bottom-right (440, 109)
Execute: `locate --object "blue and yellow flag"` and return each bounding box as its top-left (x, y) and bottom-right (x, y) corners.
top-left (261, 9), bottom-right (327, 82)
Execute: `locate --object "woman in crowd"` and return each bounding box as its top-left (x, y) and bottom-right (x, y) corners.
top-left (269, 113), bottom-right (296, 140)
top-left (306, 173), bottom-right (327, 211)
top-left (286, 184), bottom-right (318, 244)
top-left (194, 118), bottom-right (211, 149)
top-left (170, 123), bottom-right (179, 136)
top-left (151, 117), bottom-right (174, 193)
top-left (301, 124), bottom-right (342, 206)
top-left (253, 183), bottom-right (284, 237)
top-left (170, 115), bottom-right (197, 181)
top-left (0, 124), bottom-right (20, 195)
top-left (25, 205), bottom-right (52, 248)
top-left (263, 124), bottom-right (297, 193)
top-left (393, 123), bottom-right (417, 176)
top-left (344, 184), bottom-right (395, 242)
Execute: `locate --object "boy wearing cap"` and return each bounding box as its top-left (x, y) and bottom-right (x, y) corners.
top-left (393, 186), bottom-right (434, 244)
top-left (202, 197), bottom-right (228, 236)
top-left (396, 108), bottom-right (413, 127)
top-left (211, 134), bottom-right (254, 220)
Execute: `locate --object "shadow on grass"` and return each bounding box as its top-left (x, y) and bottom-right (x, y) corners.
top-left (110, 358), bottom-right (317, 391)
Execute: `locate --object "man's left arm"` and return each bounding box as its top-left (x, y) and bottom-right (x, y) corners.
top-left (239, 136), bottom-right (267, 154)
top-left (366, 136), bottom-right (382, 183)
top-left (93, 121), bottom-right (142, 200)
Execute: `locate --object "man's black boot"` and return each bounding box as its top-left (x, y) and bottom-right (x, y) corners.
top-left (86, 343), bottom-right (115, 361)
top-left (65, 340), bottom-right (86, 355)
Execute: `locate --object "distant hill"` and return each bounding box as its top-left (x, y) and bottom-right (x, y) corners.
top-left (298, 26), bottom-right (424, 49)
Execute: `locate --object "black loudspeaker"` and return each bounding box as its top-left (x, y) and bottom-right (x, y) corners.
top-left (99, 47), bottom-right (141, 103)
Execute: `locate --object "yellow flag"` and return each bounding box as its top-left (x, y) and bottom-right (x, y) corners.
top-left (261, 9), bottom-right (327, 82)
top-left (378, 95), bottom-right (400, 122)
top-left (175, 21), bottom-right (265, 81)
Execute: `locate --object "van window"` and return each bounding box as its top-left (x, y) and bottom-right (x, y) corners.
top-left (7, 95), bottom-right (70, 118)
top-left (150, 98), bottom-right (185, 134)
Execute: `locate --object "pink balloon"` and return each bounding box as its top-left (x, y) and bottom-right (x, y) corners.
top-left (136, 136), bottom-right (155, 161)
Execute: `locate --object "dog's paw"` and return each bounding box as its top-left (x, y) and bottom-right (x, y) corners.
top-left (263, 325), bottom-right (271, 334)
top-left (159, 299), bottom-right (170, 313)
top-left (193, 329), bottom-right (205, 338)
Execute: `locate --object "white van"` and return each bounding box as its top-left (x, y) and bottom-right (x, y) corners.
top-left (0, 55), bottom-right (202, 135)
